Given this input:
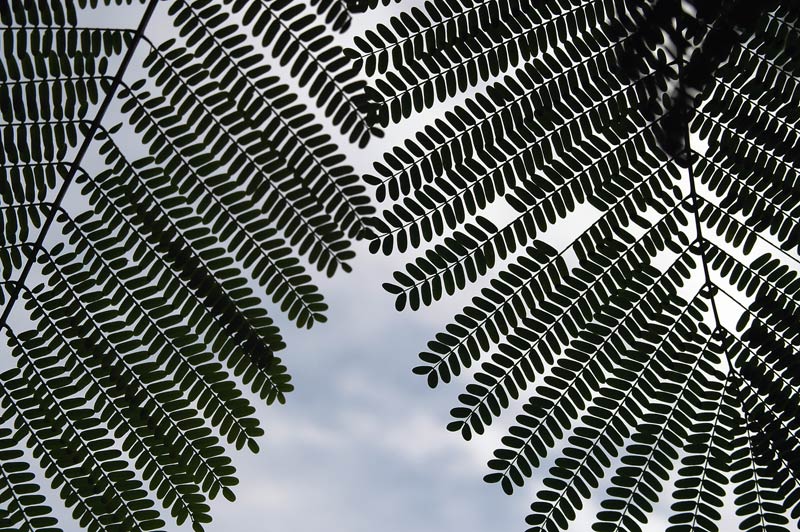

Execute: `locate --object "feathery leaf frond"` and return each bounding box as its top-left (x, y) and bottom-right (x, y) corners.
top-left (355, 0), bottom-right (800, 529)
top-left (0, 0), bottom-right (376, 528)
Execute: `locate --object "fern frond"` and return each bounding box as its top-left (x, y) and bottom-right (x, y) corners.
top-left (157, 0), bottom-right (377, 242)
top-left (142, 38), bottom-right (356, 276)
top-left (7, 288), bottom-right (219, 526)
top-left (593, 325), bottom-right (724, 532)
top-left (667, 370), bottom-right (732, 532)
top-left (116, 82), bottom-right (327, 327)
top-left (167, 0), bottom-right (378, 147)
top-left (362, 28), bottom-right (668, 202)
top-left (309, 0), bottom-right (352, 32)
top-left (357, 0), bottom-right (800, 528)
top-left (486, 249), bottom-right (697, 492)
top-left (448, 204), bottom-right (692, 440)
top-left (1, 0), bottom-right (376, 528)
top-left (90, 134), bottom-right (290, 397)
top-left (527, 290), bottom-right (712, 532)
top-left (4, 326), bottom-right (167, 532)
top-left (0, 426), bottom-right (61, 532)
top-left (727, 370), bottom-right (799, 531)
top-left (0, 367), bottom-right (112, 532)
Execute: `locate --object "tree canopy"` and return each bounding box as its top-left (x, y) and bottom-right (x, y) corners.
top-left (351, 0), bottom-right (800, 530)
top-left (2, 0), bottom-right (800, 531)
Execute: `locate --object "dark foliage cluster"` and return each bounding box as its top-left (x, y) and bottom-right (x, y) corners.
top-left (2, 0), bottom-right (800, 530)
top-left (351, 0), bottom-right (800, 530)
top-left (0, 0), bottom-right (375, 529)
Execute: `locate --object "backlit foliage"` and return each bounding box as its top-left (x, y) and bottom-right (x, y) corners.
top-left (0, 0), bottom-right (376, 529)
top-left (352, 1), bottom-right (800, 530)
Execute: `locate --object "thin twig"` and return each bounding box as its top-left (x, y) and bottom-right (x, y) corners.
top-left (0, 0), bottom-right (159, 331)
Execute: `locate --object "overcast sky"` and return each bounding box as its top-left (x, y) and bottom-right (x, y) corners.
top-left (198, 242), bottom-right (534, 532)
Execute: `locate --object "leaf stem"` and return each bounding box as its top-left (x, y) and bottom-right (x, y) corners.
top-left (0, 0), bottom-right (159, 333)
top-left (678, 46), bottom-right (723, 328)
